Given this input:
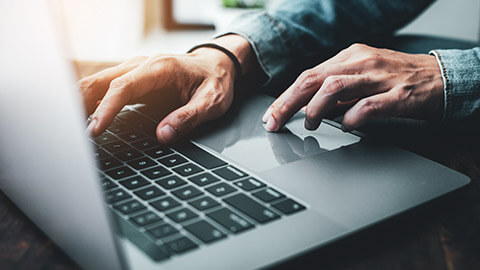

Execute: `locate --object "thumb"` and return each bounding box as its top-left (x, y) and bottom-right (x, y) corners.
top-left (156, 96), bottom-right (225, 144)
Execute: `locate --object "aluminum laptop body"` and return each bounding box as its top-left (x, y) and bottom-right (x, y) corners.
top-left (0, 1), bottom-right (470, 269)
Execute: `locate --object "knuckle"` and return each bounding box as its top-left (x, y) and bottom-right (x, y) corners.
top-left (322, 76), bottom-right (345, 96)
top-left (348, 43), bottom-right (367, 51)
top-left (177, 108), bottom-right (197, 130)
top-left (149, 55), bottom-right (180, 70)
top-left (357, 98), bottom-right (378, 116)
top-left (76, 76), bottom-right (97, 91)
top-left (297, 69), bottom-right (320, 90)
top-left (109, 77), bottom-right (131, 90)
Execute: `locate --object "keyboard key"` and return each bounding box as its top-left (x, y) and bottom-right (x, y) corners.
top-left (102, 141), bottom-right (130, 153)
top-left (124, 117), bottom-right (157, 136)
top-left (108, 121), bottom-right (132, 134)
top-left (141, 166), bottom-right (171, 180)
top-left (100, 178), bottom-right (118, 191)
top-left (188, 173), bottom-right (220, 186)
top-left (173, 163), bottom-right (203, 177)
top-left (224, 194), bottom-right (280, 224)
top-left (212, 166), bottom-right (247, 181)
top-left (94, 132), bottom-right (117, 145)
top-left (146, 146), bottom-right (173, 159)
top-left (252, 188), bottom-right (285, 202)
top-left (175, 142), bottom-right (227, 169)
top-left (114, 149), bottom-right (143, 162)
top-left (207, 208), bottom-right (253, 234)
top-left (114, 199), bottom-right (146, 215)
top-left (130, 211), bottom-right (162, 227)
top-left (172, 186), bottom-right (203, 200)
top-left (105, 166), bottom-right (136, 180)
top-left (189, 196), bottom-right (220, 211)
top-left (98, 156), bottom-right (122, 170)
top-left (206, 183), bottom-right (237, 197)
top-left (165, 236), bottom-right (198, 254)
top-left (94, 147), bottom-right (109, 160)
top-left (118, 130), bottom-right (145, 142)
top-left (134, 186), bottom-right (165, 201)
top-left (150, 197), bottom-right (181, 212)
top-left (166, 208), bottom-right (198, 223)
top-left (119, 176), bottom-right (150, 190)
top-left (116, 110), bottom-right (135, 120)
top-left (105, 189), bottom-right (131, 204)
top-left (272, 199), bottom-right (306, 215)
top-left (136, 106), bottom-right (163, 121)
top-left (159, 154), bottom-right (187, 167)
top-left (127, 156), bottom-right (157, 170)
top-left (110, 210), bottom-right (170, 261)
top-left (234, 178), bottom-right (266, 191)
top-left (156, 175), bottom-right (187, 190)
top-left (132, 138), bottom-right (159, 151)
top-left (184, 220), bottom-right (226, 244)
top-left (148, 223), bottom-right (179, 239)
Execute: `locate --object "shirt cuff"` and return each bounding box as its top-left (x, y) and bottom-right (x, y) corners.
top-left (430, 48), bottom-right (480, 120)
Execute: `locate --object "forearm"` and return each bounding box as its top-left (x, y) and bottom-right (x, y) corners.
top-left (223, 0), bottom-right (434, 93)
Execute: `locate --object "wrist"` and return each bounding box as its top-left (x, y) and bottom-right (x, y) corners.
top-left (212, 35), bottom-right (255, 78)
top-left (188, 47), bottom-right (237, 81)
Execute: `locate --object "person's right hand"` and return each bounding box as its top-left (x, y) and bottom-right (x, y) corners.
top-left (79, 35), bottom-right (253, 144)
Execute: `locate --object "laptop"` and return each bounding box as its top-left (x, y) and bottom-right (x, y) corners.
top-left (0, 1), bottom-right (470, 269)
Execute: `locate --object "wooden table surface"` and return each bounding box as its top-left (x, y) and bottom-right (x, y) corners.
top-left (1, 62), bottom-right (479, 270)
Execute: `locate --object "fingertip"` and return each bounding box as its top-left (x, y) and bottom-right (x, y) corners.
top-left (262, 107), bottom-right (273, 123)
top-left (86, 117), bottom-right (99, 137)
top-left (264, 115), bottom-right (277, 132)
top-left (304, 119), bottom-right (320, 130)
top-left (157, 124), bottom-right (177, 144)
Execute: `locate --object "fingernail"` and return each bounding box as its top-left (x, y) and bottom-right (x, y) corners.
top-left (262, 107), bottom-right (273, 123)
top-left (265, 116), bottom-right (276, 132)
top-left (86, 117), bottom-right (98, 136)
top-left (158, 124), bottom-right (177, 143)
top-left (304, 119), bottom-right (313, 130)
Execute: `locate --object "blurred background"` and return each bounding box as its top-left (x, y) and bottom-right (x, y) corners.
top-left (55, 0), bottom-right (480, 62)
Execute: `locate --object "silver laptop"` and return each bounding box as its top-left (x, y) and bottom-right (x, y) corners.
top-left (0, 1), bottom-right (470, 269)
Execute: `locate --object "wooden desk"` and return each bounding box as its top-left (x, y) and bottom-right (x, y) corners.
top-left (1, 62), bottom-right (479, 270)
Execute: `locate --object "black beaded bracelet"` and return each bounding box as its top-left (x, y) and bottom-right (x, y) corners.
top-left (187, 43), bottom-right (243, 86)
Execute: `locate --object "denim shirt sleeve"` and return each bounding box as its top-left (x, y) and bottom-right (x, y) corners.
top-left (430, 48), bottom-right (480, 120)
top-left (222, 0), bottom-right (433, 94)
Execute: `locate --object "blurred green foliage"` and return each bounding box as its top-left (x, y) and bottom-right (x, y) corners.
top-left (222, 0), bottom-right (265, 8)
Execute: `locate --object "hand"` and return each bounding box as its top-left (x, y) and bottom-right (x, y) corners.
top-left (262, 43), bottom-right (444, 132)
top-left (79, 35), bottom-right (255, 144)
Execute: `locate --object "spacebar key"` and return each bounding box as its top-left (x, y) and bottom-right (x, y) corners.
top-left (175, 142), bottom-right (227, 169)
top-left (224, 194), bottom-right (280, 224)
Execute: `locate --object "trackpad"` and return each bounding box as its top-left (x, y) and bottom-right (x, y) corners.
top-left (258, 140), bottom-right (466, 228)
top-left (193, 94), bottom-right (360, 173)
top-left (196, 113), bottom-right (360, 173)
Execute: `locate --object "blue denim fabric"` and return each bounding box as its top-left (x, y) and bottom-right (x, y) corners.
top-left (224, 0), bottom-right (480, 120)
top-left (431, 49), bottom-right (480, 120)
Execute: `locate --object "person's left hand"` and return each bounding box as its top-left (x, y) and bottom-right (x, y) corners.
top-left (262, 43), bottom-right (444, 132)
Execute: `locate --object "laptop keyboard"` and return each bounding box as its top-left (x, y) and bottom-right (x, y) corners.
top-left (92, 108), bottom-right (306, 261)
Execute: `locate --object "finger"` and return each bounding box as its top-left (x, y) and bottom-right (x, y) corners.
top-left (324, 99), bottom-right (357, 120)
top-left (341, 90), bottom-right (399, 131)
top-left (78, 56), bottom-right (146, 115)
top-left (304, 75), bottom-right (376, 130)
top-left (263, 57), bottom-right (357, 131)
top-left (156, 85), bottom-right (230, 144)
top-left (88, 63), bottom-right (162, 137)
top-left (262, 67), bottom-right (327, 131)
